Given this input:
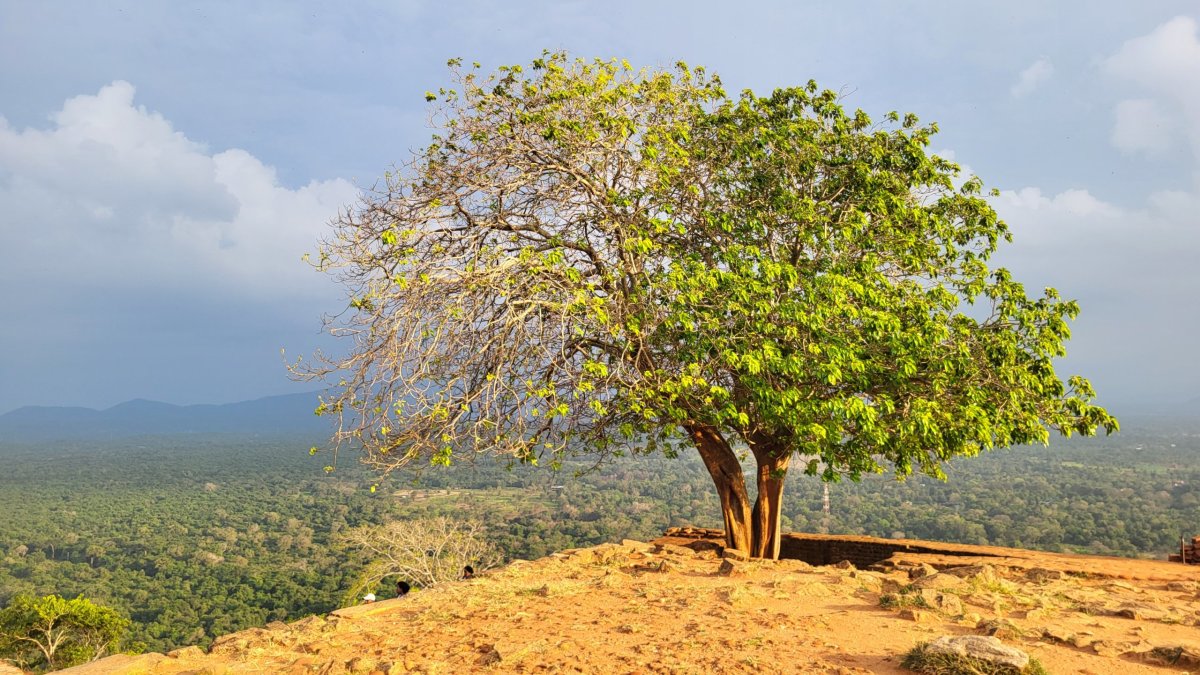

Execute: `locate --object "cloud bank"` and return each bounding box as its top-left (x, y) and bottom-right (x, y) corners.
top-left (0, 81), bottom-right (358, 301)
top-left (0, 82), bottom-right (359, 409)
top-left (987, 16), bottom-right (1200, 409)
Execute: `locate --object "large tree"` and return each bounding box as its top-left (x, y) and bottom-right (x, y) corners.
top-left (297, 52), bottom-right (1116, 558)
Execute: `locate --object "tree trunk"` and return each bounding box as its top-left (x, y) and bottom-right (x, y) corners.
top-left (749, 438), bottom-right (791, 560)
top-left (686, 423), bottom-right (752, 554)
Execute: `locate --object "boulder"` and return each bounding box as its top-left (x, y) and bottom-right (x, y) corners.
top-left (919, 635), bottom-right (1029, 671)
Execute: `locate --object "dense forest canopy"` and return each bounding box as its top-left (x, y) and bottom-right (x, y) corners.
top-left (1, 424), bottom-right (1196, 654)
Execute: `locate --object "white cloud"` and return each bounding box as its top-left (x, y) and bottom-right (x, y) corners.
top-left (1111, 98), bottom-right (1173, 155)
top-left (996, 187), bottom-right (1119, 218)
top-left (989, 178), bottom-right (1200, 407)
top-left (0, 81), bottom-right (359, 303)
top-left (1104, 16), bottom-right (1200, 157)
top-left (1010, 58), bottom-right (1054, 98)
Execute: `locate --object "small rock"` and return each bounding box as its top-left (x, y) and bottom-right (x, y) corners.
top-left (476, 648), bottom-right (502, 666)
top-left (717, 559), bottom-right (744, 577)
top-left (911, 573), bottom-right (966, 590)
top-left (1071, 633), bottom-right (1097, 649)
top-left (1043, 626), bottom-right (1073, 643)
top-left (1112, 602), bottom-right (1165, 621)
top-left (942, 564), bottom-right (998, 583)
top-left (167, 645), bottom-right (206, 659)
top-left (1092, 640), bottom-right (1130, 658)
top-left (900, 608), bottom-right (939, 624)
top-left (977, 618), bottom-right (1022, 640)
top-left (921, 635), bottom-right (1030, 671)
top-left (316, 658), bottom-right (347, 674)
top-left (918, 588), bottom-right (963, 616)
top-left (908, 563), bottom-right (939, 579)
top-left (290, 615), bottom-right (328, 631)
top-left (722, 548), bottom-right (750, 562)
top-left (654, 543), bottom-right (697, 557)
top-left (688, 540), bottom-right (723, 553)
top-left (1024, 567), bottom-right (1064, 583)
top-left (622, 538), bottom-right (653, 552)
top-left (183, 665), bottom-right (229, 675)
top-left (832, 559), bottom-right (856, 570)
top-left (850, 570), bottom-right (884, 592)
top-left (568, 549), bottom-right (597, 565)
top-left (1023, 607), bottom-right (1049, 621)
top-left (208, 634), bottom-right (249, 655)
top-left (777, 559), bottom-right (814, 573)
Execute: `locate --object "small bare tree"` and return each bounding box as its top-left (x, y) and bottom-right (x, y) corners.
top-left (341, 517), bottom-right (500, 601)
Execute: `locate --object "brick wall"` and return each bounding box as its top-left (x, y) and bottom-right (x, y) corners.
top-left (663, 527), bottom-right (1005, 567)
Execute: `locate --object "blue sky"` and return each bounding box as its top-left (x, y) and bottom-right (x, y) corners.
top-left (1, 1), bottom-right (1198, 415)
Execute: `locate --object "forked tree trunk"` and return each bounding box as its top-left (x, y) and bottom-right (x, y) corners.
top-left (686, 423), bottom-right (753, 554)
top-left (749, 448), bottom-right (791, 560)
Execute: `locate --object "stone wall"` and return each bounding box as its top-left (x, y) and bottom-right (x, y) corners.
top-left (662, 527), bottom-right (1004, 568)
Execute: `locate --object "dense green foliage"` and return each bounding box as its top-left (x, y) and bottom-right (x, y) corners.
top-left (0, 437), bottom-right (387, 653)
top-left (302, 52), bottom-right (1113, 557)
top-left (1, 424), bottom-right (1197, 654)
top-left (0, 594), bottom-right (131, 671)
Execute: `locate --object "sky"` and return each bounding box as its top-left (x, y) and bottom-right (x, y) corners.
top-left (1, 1), bottom-right (1198, 415)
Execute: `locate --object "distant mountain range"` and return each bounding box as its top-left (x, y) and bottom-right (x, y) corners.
top-left (0, 392), bottom-right (331, 442)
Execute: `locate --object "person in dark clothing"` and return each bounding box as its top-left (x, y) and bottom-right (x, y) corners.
top-left (462, 565), bottom-right (475, 579)
top-left (395, 580), bottom-right (411, 598)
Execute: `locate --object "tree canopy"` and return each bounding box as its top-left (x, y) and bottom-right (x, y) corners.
top-left (0, 594), bottom-right (131, 671)
top-left (298, 51), bottom-right (1116, 558)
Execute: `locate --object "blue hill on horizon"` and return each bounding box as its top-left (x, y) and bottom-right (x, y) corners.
top-left (0, 392), bottom-right (331, 442)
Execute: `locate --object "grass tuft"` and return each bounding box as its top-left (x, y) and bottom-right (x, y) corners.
top-left (880, 586), bottom-right (927, 610)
